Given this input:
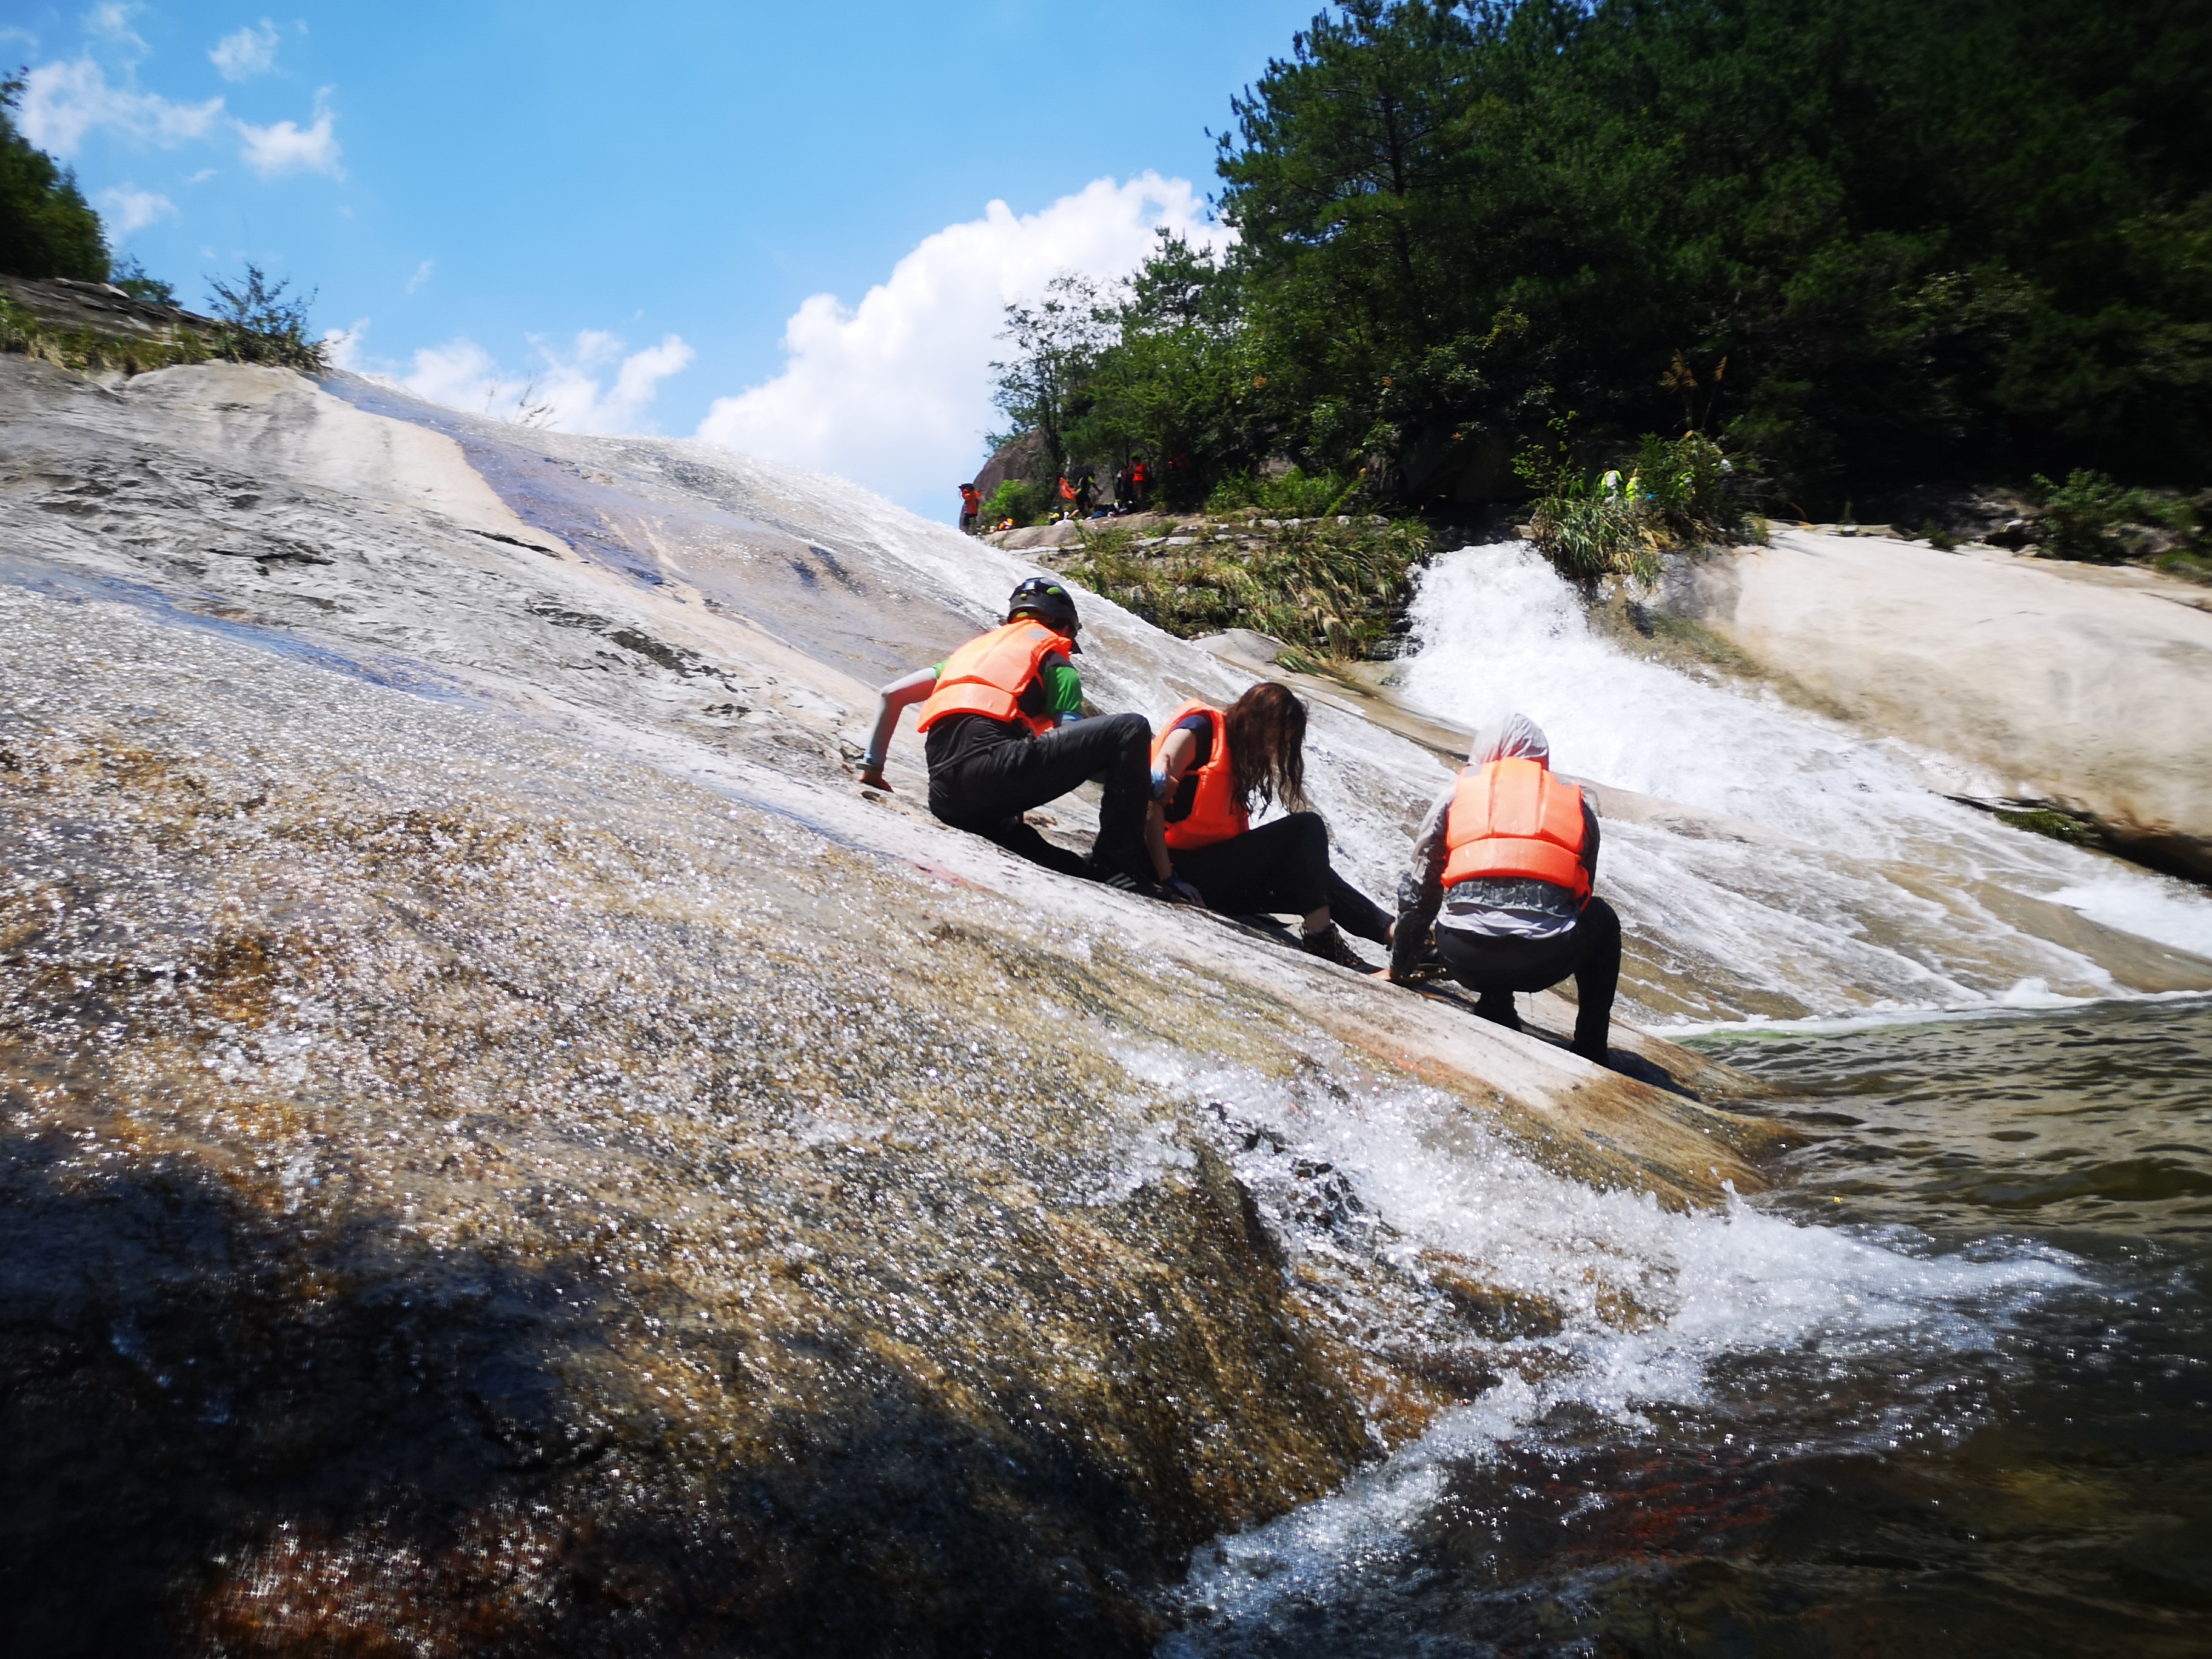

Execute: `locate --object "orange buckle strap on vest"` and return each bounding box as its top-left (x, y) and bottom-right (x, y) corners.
top-left (916, 620), bottom-right (1069, 739)
top-left (1441, 756), bottom-right (1591, 899)
top-left (1151, 699), bottom-right (1250, 851)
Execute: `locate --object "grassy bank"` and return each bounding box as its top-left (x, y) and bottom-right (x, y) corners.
top-left (1047, 513), bottom-right (1434, 664)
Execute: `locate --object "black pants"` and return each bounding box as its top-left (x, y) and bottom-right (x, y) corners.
top-left (928, 712), bottom-right (1153, 881)
top-left (1169, 812), bottom-right (1393, 944)
top-left (1434, 895), bottom-right (1621, 1061)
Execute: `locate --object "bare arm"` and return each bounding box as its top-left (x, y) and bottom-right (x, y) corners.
top-left (1144, 725), bottom-right (1197, 883)
top-left (856, 666), bottom-right (939, 790)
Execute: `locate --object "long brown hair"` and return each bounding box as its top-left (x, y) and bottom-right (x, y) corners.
top-left (1223, 682), bottom-right (1309, 814)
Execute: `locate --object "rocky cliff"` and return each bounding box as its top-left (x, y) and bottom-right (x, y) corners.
top-left (1648, 529), bottom-right (2212, 880)
top-left (0, 355), bottom-right (1782, 1655)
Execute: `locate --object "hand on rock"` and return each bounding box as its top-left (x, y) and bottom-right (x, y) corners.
top-left (1164, 878), bottom-right (1207, 908)
top-left (857, 765), bottom-right (891, 793)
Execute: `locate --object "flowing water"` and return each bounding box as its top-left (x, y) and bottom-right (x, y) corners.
top-left (1155, 548), bottom-right (2212, 1654)
top-left (7, 365), bottom-right (2210, 1653)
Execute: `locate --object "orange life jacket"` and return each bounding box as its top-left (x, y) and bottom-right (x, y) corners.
top-left (1151, 699), bottom-right (1250, 851)
top-left (1441, 756), bottom-right (1591, 899)
top-left (916, 620), bottom-right (1070, 739)
top-left (959, 486), bottom-right (980, 509)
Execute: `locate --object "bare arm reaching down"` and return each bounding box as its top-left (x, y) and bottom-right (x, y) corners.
top-left (856, 666), bottom-right (939, 790)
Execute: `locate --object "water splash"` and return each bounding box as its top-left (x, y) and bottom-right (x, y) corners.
top-left (1394, 545), bottom-right (2212, 1021)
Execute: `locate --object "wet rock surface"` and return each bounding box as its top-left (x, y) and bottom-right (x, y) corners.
top-left (0, 358), bottom-right (1781, 1654)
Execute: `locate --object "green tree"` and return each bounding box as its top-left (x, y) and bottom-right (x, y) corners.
top-left (0, 73), bottom-right (109, 281)
top-left (988, 273), bottom-right (1110, 482)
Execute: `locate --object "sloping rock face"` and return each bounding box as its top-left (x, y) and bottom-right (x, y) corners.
top-left (0, 357), bottom-right (1780, 1654)
top-left (1660, 531), bottom-right (2212, 879)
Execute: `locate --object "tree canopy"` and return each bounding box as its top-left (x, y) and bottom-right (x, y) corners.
top-left (1002, 0), bottom-right (2211, 514)
top-left (0, 75), bottom-right (108, 283)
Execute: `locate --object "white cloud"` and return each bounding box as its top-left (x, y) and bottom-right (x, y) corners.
top-left (693, 172), bottom-right (1228, 514)
top-left (186, 166), bottom-right (216, 183)
top-left (321, 318), bottom-right (372, 371)
top-left (210, 19), bottom-right (280, 81)
top-left (355, 329), bottom-right (695, 435)
top-left (97, 184), bottom-right (176, 236)
top-left (85, 3), bottom-right (147, 56)
top-left (406, 259), bottom-right (434, 294)
top-left (19, 57), bottom-right (224, 153)
top-left (236, 91), bottom-right (341, 178)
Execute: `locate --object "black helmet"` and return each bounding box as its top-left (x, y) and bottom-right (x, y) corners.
top-left (1007, 576), bottom-right (1081, 643)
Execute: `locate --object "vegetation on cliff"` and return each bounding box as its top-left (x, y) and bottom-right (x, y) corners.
top-left (1048, 513), bottom-right (1435, 662)
top-left (0, 76), bottom-right (107, 283)
top-left (993, 0), bottom-right (2211, 521)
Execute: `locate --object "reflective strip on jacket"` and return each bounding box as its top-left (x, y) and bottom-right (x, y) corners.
top-left (1441, 756), bottom-right (1592, 899)
top-left (916, 621), bottom-right (1070, 739)
top-left (1151, 699), bottom-right (1250, 851)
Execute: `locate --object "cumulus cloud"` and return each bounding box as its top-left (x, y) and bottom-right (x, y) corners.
top-left (97, 184), bottom-right (176, 236)
top-left (18, 57), bottom-right (224, 153)
top-left (210, 19), bottom-right (280, 81)
top-left (350, 327), bottom-right (697, 435)
top-left (236, 92), bottom-right (341, 177)
top-left (694, 173), bottom-right (1230, 514)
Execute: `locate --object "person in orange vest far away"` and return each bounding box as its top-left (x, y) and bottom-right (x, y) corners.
top-left (958, 482), bottom-right (982, 534)
top-left (1388, 713), bottom-right (1620, 1065)
top-left (1148, 683), bottom-right (1398, 968)
top-left (1129, 455), bottom-right (1150, 507)
top-left (855, 578), bottom-right (1164, 889)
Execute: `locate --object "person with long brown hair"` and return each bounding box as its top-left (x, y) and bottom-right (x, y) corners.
top-left (1147, 682), bottom-right (1395, 968)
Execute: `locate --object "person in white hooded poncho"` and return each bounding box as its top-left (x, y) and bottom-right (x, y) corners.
top-left (1388, 713), bottom-right (1623, 1065)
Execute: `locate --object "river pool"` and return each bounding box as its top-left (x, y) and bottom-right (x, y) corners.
top-left (1161, 996), bottom-right (2212, 1655)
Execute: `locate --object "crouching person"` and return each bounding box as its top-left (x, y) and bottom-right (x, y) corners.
top-left (1387, 714), bottom-right (1621, 1065)
top-left (1148, 683), bottom-right (1396, 967)
top-left (855, 578), bottom-right (1160, 886)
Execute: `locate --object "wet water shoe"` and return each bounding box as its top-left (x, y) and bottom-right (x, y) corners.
top-left (1299, 922), bottom-right (1369, 970)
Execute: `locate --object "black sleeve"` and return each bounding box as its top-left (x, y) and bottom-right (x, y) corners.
top-left (1581, 797), bottom-right (1601, 886)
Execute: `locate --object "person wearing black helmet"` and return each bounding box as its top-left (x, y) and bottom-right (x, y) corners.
top-left (855, 578), bottom-right (1164, 886)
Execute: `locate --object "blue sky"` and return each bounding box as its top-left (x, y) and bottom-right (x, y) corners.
top-left (10, 1), bottom-right (1321, 514)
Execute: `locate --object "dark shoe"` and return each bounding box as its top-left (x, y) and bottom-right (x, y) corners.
top-left (1301, 922), bottom-right (1369, 971)
top-left (1099, 870), bottom-right (1166, 900)
top-left (1402, 937), bottom-right (1452, 984)
top-left (1474, 991), bottom-right (1523, 1031)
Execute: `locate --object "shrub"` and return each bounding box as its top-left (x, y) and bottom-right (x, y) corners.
top-left (1051, 515), bottom-right (1432, 660)
top-left (202, 264), bottom-right (326, 371)
top-left (2028, 469), bottom-right (2196, 563)
top-left (1204, 466), bottom-right (1358, 518)
top-left (981, 478), bottom-right (1047, 528)
top-left (1522, 432), bottom-right (1757, 582)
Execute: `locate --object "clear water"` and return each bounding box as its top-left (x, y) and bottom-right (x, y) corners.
top-left (1157, 998), bottom-right (2212, 1655)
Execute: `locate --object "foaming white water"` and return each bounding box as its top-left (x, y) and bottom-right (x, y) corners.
top-left (1393, 545), bottom-right (2212, 1021)
top-left (1148, 1044), bottom-right (2077, 1638)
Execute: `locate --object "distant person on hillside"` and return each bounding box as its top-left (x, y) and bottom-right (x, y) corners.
top-left (1388, 714), bottom-right (1619, 1065)
top-left (1113, 462), bottom-right (1134, 511)
top-left (1148, 683), bottom-right (1396, 968)
top-left (1073, 469), bottom-right (1097, 515)
top-left (958, 482), bottom-right (982, 534)
top-left (854, 578), bottom-right (1164, 889)
top-left (1130, 456), bottom-right (1151, 506)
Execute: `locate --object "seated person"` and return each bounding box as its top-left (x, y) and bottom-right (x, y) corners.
top-left (1148, 682), bottom-right (1396, 967)
top-left (856, 579), bottom-right (1159, 886)
top-left (1387, 714), bottom-right (1620, 1065)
